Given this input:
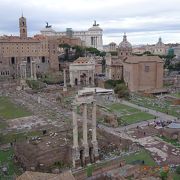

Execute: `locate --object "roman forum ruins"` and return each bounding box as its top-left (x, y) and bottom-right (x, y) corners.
top-left (72, 89), bottom-right (99, 168)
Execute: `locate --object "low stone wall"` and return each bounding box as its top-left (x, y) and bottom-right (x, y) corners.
top-left (73, 157), bottom-right (125, 180)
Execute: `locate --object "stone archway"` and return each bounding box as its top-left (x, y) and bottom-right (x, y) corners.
top-left (80, 73), bottom-right (86, 85)
top-left (75, 78), bottom-right (78, 86)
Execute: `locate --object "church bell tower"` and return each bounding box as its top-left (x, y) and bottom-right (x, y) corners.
top-left (19, 15), bottom-right (27, 39)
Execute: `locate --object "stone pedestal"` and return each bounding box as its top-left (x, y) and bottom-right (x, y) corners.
top-left (72, 147), bottom-right (81, 168)
top-left (92, 141), bottom-right (99, 162)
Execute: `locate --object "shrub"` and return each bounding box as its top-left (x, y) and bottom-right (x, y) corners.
top-left (176, 165), bottom-right (180, 174)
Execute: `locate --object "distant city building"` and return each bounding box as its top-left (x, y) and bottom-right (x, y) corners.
top-left (0, 16), bottom-right (86, 80)
top-left (41, 21), bottom-right (103, 50)
top-left (103, 42), bottom-right (117, 52)
top-left (0, 16), bottom-right (53, 79)
top-left (153, 37), bottom-right (168, 55)
top-left (118, 33), bottom-right (132, 59)
top-left (106, 34), bottom-right (132, 80)
top-left (105, 34), bottom-right (164, 92)
top-left (123, 56), bottom-right (164, 92)
top-left (145, 37), bottom-right (169, 55)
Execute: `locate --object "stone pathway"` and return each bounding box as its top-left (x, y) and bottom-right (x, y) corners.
top-left (98, 124), bottom-right (180, 166)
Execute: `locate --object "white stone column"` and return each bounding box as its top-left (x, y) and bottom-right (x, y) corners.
top-left (83, 103), bottom-right (89, 164)
top-left (92, 101), bottom-right (99, 159)
top-left (73, 104), bottom-right (78, 148)
top-left (72, 103), bottom-right (80, 168)
top-left (63, 69), bottom-right (67, 91)
top-left (92, 70), bottom-right (95, 86)
top-left (70, 70), bottom-right (74, 86)
top-left (92, 101), bottom-right (97, 142)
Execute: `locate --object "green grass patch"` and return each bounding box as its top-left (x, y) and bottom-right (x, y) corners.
top-left (109, 103), bottom-right (137, 113)
top-left (86, 164), bottom-right (94, 177)
top-left (171, 93), bottom-right (180, 98)
top-left (0, 121), bottom-right (7, 129)
top-left (0, 131), bottom-right (42, 145)
top-left (0, 148), bottom-right (21, 178)
top-left (123, 149), bottom-right (156, 166)
top-left (0, 96), bottom-right (31, 120)
top-left (121, 112), bottom-right (155, 125)
top-left (109, 103), bottom-right (154, 125)
top-left (130, 95), bottom-right (180, 118)
top-left (173, 173), bottom-right (180, 180)
top-left (158, 136), bottom-right (180, 148)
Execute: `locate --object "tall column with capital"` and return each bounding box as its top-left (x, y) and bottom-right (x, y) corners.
top-left (72, 103), bottom-right (80, 168)
top-left (83, 103), bottom-right (89, 164)
top-left (63, 69), bottom-right (67, 91)
top-left (91, 101), bottom-right (99, 162)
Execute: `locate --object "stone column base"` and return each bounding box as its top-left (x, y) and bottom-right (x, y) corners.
top-left (84, 156), bottom-right (90, 166)
top-left (73, 159), bottom-right (81, 168)
top-left (94, 155), bottom-right (99, 162)
top-left (72, 147), bottom-right (80, 168)
top-left (63, 86), bottom-right (67, 92)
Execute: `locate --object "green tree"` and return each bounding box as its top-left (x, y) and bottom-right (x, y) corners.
top-left (59, 43), bottom-right (71, 61)
top-left (114, 83), bottom-right (129, 99)
top-left (72, 45), bottom-right (85, 58)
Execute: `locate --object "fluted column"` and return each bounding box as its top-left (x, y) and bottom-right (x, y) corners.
top-left (92, 101), bottom-right (99, 160)
top-left (63, 69), bottom-right (67, 91)
top-left (72, 103), bottom-right (80, 168)
top-left (83, 103), bottom-right (89, 165)
top-left (92, 101), bottom-right (97, 142)
top-left (73, 104), bottom-right (78, 148)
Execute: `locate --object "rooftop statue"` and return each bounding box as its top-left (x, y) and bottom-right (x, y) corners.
top-left (46, 22), bottom-right (52, 28)
top-left (93, 20), bottom-right (99, 26)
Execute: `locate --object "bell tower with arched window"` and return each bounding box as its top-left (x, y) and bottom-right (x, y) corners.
top-left (19, 15), bottom-right (27, 39)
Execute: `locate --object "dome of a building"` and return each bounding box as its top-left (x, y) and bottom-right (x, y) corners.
top-left (156, 37), bottom-right (165, 47)
top-left (119, 33), bottom-right (132, 49)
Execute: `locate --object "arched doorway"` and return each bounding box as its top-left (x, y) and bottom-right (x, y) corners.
top-left (75, 78), bottom-right (78, 86)
top-left (80, 73), bottom-right (86, 85)
top-left (89, 77), bottom-right (92, 85)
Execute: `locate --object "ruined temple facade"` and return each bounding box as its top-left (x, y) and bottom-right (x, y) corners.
top-left (69, 57), bottom-right (95, 87)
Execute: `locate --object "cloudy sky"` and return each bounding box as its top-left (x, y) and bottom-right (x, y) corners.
top-left (0, 0), bottom-right (180, 45)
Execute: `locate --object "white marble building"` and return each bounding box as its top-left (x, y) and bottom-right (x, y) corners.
top-left (41, 21), bottom-right (103, 50)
